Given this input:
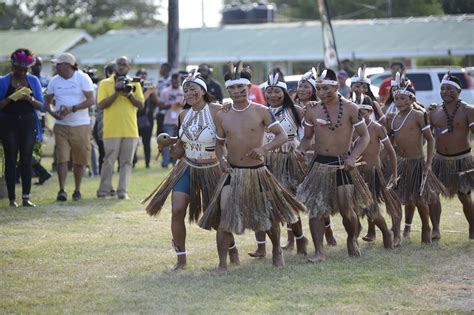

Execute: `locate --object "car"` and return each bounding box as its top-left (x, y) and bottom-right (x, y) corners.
top-left (368, 67), bottom-right (474, 106)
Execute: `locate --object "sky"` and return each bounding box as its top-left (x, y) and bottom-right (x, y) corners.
top-left (158, 0), bottom-right (224, 29)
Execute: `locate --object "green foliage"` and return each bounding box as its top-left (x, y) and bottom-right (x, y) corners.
top-left (225, 0), bottom-right (468, 20)
top-left (0, 0), bottom-right (164, 36)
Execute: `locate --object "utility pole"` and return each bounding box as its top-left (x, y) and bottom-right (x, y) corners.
top-left (387, 0), bottom-right (392, 17)
top-left (168, 0), bottom-right (179, 71)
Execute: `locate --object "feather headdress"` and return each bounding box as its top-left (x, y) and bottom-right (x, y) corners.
top-left (225, 60), bottom-right (251, 88)
top-left (182, 69), bottom-right (207, 91)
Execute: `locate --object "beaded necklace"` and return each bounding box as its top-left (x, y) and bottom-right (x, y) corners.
top-left (442, 100), bottom-right (461, 132)
top-left (321, 95), bottom-right (343, 131)
top-left (390, 108), bottom-right (413, 134)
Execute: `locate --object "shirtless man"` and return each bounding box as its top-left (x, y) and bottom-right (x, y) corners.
top-left (199, 62), bottom-right (305, 273)
top-left (388, 83), bottom-right (445, 244)
top-left (429, 73), bottom-right (474, 240)
top-left (354, 99), bottom-right (401, 248)
top-left (297, 68), bottom-right (372, 262)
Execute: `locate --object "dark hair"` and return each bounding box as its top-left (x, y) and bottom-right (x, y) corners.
top-left (390, 62), bottom-right (404, 70)
top-left (161, 63), bottom-right (171, 70)
top-left (322, 68), bottom-right (337, 81)
top-left (83, 66), bottom-right (99, 84)
top-left (224, 66), bottom-right (252, 82)
top-left (136, 68), bottom-right (147, 76)
top-left (265, 87), bottom-right (301, 127)
top-left (171, 73), bottom-right (181, 81)
top-left (104, 62), bottom-right (115, 78)
top-left (271, 67), bottom-right (286, 82)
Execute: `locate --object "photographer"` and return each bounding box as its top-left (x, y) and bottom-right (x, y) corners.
top-left (96, 56), bottom-right (144, 200)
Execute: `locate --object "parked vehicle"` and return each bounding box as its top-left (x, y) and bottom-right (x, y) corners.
top-left (368, 67), bottom-right (474, 106)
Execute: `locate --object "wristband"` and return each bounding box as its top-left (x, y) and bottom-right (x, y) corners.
top-left (72, 105), bottom-right (77, 113)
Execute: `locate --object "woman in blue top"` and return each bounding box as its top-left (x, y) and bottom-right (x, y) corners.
top-left (0, 48), bottom-right (44, 207)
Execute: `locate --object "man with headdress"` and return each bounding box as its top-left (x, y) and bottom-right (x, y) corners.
top-left (353, 96), bottom-right (402, 248)
top-left (429, 73), bottom-right (474, 240)
top-left (199, 61), bottom-right (306, 273)
top-left (296, 67), bottom-right (372, 261)
top-left (387, 80), bottom-right (446, 243)
top-left (350, 66), bottom-right (385, 125)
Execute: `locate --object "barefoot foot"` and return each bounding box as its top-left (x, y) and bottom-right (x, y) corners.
top-left (362, 233), bottom-right (376, 242)
top-left (307, 253), bottom-right (325, 263)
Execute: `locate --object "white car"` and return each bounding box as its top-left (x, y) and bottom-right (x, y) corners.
top-left (368, 67), bottom-right (474, 106)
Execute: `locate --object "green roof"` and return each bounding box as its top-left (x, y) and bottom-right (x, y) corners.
top-left (70, 15), bottom-right (474, 64)
top-left (0, 29), bottom-right (92, 61)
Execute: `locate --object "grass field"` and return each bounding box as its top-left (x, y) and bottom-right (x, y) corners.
top-left (1, 150), bottom-right (473, 313)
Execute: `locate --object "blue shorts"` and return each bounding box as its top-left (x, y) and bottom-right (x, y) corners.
top-left (173, 166), bottom-right (191, 194)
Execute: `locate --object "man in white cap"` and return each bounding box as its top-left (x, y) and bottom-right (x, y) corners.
top-left (429, 73), bottom-right (474, 240)
top-left (45, 52), bottom-right (94, 202)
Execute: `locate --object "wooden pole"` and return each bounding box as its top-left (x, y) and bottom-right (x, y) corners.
top-left (168, 0), bottom-right (179, 71)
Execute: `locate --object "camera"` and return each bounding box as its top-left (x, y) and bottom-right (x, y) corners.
top-left (115, 75), bottom-right (140, 94)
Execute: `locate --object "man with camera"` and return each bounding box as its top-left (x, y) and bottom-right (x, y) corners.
top-left (96, 56), bottom-right (144, 199)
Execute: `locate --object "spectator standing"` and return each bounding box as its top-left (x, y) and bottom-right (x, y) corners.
top-left (337, 70), bottom-right (351, 98)
top-left (45, 52), bottom-right (95, 202)
top-left (155, 63), bottom-right (172, 136)
top-left (0, 48), bottom-right (44, 207)
top-left (158, 73), bottom-right (183, 168)
top-left (96, 57), bottom-right (144, 199)
top-left (378, 62), bottom-right (405, 103)
top-left (198, 63), bottom-right (223, 102)
top-left (136, 69), bottom-right (158, 168)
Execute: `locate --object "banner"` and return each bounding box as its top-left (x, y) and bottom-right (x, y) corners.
top-left (317, 0), bottom-right (339, 69)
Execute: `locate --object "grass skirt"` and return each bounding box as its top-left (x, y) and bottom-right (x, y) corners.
top-left (265, 148), bottom-right (307, 194)
top-left (198, 166), bottom-right (305, 234)
top-left (395, 157), bottom-right (447, 204)
top-left (296, 161), bottom-right (373, 219)
top-left (142, 158), bottom-right (221, 223)
top-left (432, 152), bottom-right (474, 197)
top-left (358, 164), bottom-right (401, 220)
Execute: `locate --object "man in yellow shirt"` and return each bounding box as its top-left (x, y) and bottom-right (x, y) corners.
top-left (96, 56), bottom-right (144, 199)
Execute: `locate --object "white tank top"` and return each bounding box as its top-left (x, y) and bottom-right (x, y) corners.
top-left (264, 106), bottom-right (300, 152)
top-left (179, 104), bottom-right (217, 160)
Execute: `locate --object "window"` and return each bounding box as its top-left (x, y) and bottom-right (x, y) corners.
top-left (406, 73), bottom-right (432, 91)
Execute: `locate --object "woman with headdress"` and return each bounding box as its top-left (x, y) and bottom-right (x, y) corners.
top-left (0, 48), bottom-right (44, 207)
top-left (248, 72), bottom-right (309, 258)
top-left (142, 71), bottom-right (236, 270)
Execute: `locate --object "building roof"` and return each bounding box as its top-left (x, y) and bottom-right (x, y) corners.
top-left (0, 29), bottom-right (93, 62)
top-left (69, 14), bottom-right (474, 64)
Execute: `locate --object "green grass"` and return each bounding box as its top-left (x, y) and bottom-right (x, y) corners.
top-left (1, 155), bottom-right (473, 314)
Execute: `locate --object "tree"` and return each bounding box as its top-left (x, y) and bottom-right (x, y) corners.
top-left (0, 1), bottom-right (34, 30)
top-left (224, 0), bottom-right (445, 20)
top-left (440, 0), bottom-right (474, 14)
top-left (0, 0), bottom-right (164, 35)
